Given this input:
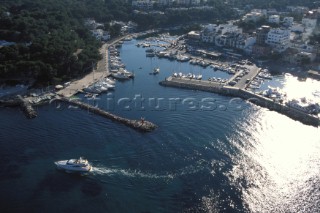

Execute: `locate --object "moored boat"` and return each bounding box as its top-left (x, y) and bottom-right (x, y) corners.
top-left (152, 67), bottom-right (160, 74)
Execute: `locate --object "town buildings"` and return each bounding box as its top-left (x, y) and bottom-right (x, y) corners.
top-left (195, 6), bottom-right (319, 64)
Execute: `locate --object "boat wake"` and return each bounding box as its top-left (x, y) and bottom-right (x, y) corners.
top-left (91, 166), bottom-right (174, 180)
top-left (90, 159), bottom-right (210, 180)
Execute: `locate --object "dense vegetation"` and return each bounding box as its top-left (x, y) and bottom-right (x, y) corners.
top-left (0, 0), bottom-right (130, 84)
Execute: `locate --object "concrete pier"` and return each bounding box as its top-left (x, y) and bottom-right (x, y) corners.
top-left (56, 97), bottom-right (157, 132)
top-left (160, 77), bottom-right (319, 127)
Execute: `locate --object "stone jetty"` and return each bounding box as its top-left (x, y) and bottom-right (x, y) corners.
top-left (0, 95), bottom-right (37, 118)
top-left (56, 97), bottom-right (157, 132)
top-left (17, 95), bottom-right (37, 118)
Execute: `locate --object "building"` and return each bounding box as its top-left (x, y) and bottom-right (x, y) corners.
top-left (215, 32), bottom-right (239, 47)
top-left (242, 11), bottom-right (264, 23)
top-left (266, 28), bottom-right (290, 52)
top-left (269, 15), bottom-right (280, 24)
top-left (302, 18), bottom-right (317, 29)
top-left (157, 0), bottom-right (171, 6)
top-left (286, 6), bottom-right (309, 14)
top-left (283, 17), bottom-right (294, 27)
top-left (201, 24), bottom-right (218, 43)
top-left (252, 44), bottom-right (271, 57)
top-left (295, 52), bottom-right (316, 64)
top-left (175, 0), bottom-right (201, 5)
top-left (200, 23), bottom-right (242, 44)
top-left (256, 25), bottom-right (270, 45)
top-left (132, 0), bottom-right (154, 10)
top-left (84, 19), bottom-right (103, 30)
top-left (290, 23), bottom-right (304, 33)
top-left (217, 24), bottom-right (242, 35)
top-left (239, 35), bottom-right (256, 54)
top-left (91, 29), bottom-right (110, 41)
top-left (267, 8), bottom-right (278, 15)
top-left (290, 41), bottom-right (314, 53)
top-left (176, 0), bottom-right (190, 5)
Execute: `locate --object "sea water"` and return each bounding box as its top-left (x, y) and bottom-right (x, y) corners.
top-left (0, 39), bottom-right (319, 213)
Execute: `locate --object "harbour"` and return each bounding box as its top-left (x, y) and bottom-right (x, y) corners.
top-left (1, 35), bottom-right (320, 213)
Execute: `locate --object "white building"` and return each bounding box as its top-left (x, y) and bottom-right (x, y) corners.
top-left (290, 23), bottom-right (304, 33)
top-left (176, 0), bottom-right (189, 4)
top-left (91, 29), bottom-right (110, 41)
top-left (235, 35), bottom-right (256, 53)
top-left (266, 28), bottom-right (291, 52)
top-left (158, 0), bottom-right (171, 5)
top-left (218, 24), bottom-right (242, 35)
top-left (201, 24), bottom-right (218, 43)
top-left (242, 37), bottom-right (257, 54)
top-left (302, 18), bottom-right (317, 29)
top-left (201, 23), bottom-right (243, 46)
top-left (132, 0), bottom-right (154, 10)
top-left (242, 12), bottom-right (265, 23)
top-left (252, 9), bottom-right (267, 16)
top-left (190, 0), bottom-right (201, 4)
top-left (268, 15), bottom-right (280, 24)
top-left (283, 17), bottom-right (294, 27)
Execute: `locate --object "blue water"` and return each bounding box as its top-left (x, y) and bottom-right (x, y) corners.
top-left (0, 40), bottom-right (320, 213)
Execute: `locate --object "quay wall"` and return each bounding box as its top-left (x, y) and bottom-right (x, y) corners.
top-left (237, 90), bottom-right (319, 126)
top-left (159, 79), bottom-right (239, 96)
top-left (160, 79), bottom-right (319, 127)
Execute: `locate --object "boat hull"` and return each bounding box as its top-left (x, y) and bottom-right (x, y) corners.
top-left (54, 161), bottom-right (92, 174)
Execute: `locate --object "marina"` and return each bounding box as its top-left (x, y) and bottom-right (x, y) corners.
top-left (1, 35), bottom-right (320, 213)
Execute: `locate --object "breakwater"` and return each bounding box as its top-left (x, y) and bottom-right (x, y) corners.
top-left (17, 95), bottom-right (37, 118)
top-left (0, 95), bottom-right (37, 118)
top-left (160, 77), bottom-right (319, 127)
top-left (56, 97), bottom-right (157, 132)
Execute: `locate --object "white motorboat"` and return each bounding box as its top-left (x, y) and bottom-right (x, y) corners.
top-left (105, 78), bottom-right (116, 85)
top-left (103, 82), bottom-right (115, 89)
top-left (118, 68), bottom-right (134, 78)
top-left (196, 74), bottom-right (202, 80)
top-left (54, 157), bottom-right (92, 174)
top-left (111, 72), bottom-right (130, 80)
top-left (83, 86), bottom-right (102, 94)
top-left (153, 67), bottom-right (160, 74)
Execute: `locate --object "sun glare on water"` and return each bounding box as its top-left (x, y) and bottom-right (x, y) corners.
top-left (228, 92), bottom-right (320, 212)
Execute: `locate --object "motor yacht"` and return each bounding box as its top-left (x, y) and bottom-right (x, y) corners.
top-left (54, 157), bottom-right (92, 174)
